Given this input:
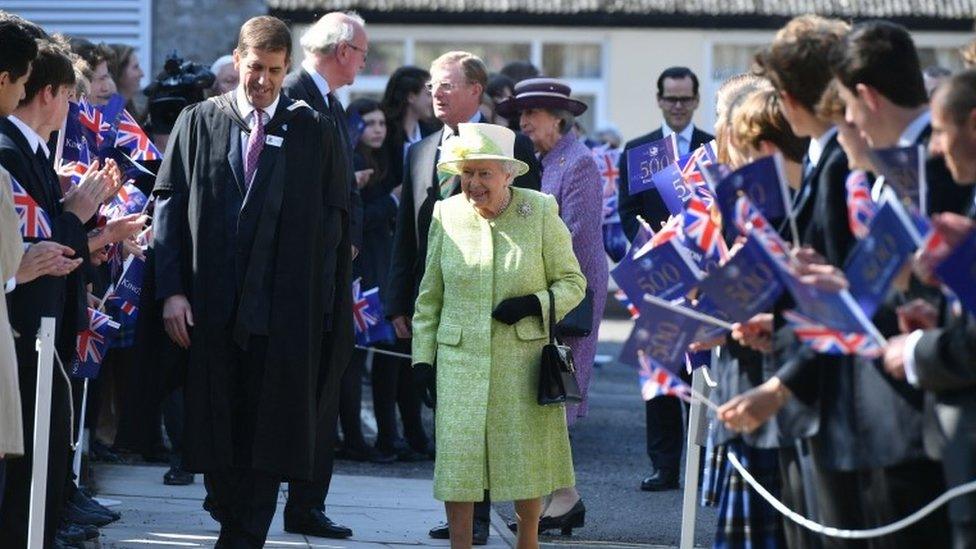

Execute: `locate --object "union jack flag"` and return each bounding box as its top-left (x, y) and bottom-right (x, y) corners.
top-left (78, 97), bottom-right (111, 148)
top-left (614, 289), bottom-right (640, 319)
top-left (71, 308), bottom-right (119, 378)
top-left (846, 170), bottom-right (877, 239)
top-left (734, 196), bottom-right (790, 262)
top-left (679, 145), bottom-right (712, 187)
top-left (783, 310), bottom-right (883, 358)
top-left (638, 351), bottom-right (692, 402)
top-left (682, 195), bottom-right (727, 261)
top-left (649, 215), bottom-right (682, 248)
top-left (115, 108), bottom-right (161, 161)
top-left (352, 277), bottom-right (395, 346)
top-left (103, 182), bottom-right (148, 220)
top-left (10, 175), bottom-right (52, 239)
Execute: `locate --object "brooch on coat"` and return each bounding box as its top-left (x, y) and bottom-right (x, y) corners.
top-left (516, 201), bottom-right (533, 218)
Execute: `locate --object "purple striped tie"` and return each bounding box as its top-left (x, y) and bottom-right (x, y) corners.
top-left (244, 109), bottom-right (265, 188)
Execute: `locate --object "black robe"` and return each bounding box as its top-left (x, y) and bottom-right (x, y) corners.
top-left (152, 92), bottom-right (350, 480)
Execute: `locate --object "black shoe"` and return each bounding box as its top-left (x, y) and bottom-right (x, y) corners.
top-left (164, 466), bottom-right (195, 485)
top-left (640, 470), bottom-right (679, 491)
top-left (71, 489), bottom-right (121, 521)
top-left (283, 509), bottom-right (353, 539)
top-left (427, 520), bottom-right (488, 544)
top-left (472, 519), bottom-right (489, 545)
top-left (63, 499), bottom-right (114, 527)
top-left (395, 447), bottom-right (430, 462)
top-left (91, 440), bottom-right (123, 463)
top-left (428, 522), bottom-right (449, 539)
top-left (58, 522), bottom-right (88, 543)
top-left (68, 522), bottom-right (99, 541)
top-left (538, 499), bottom-right (585, 535)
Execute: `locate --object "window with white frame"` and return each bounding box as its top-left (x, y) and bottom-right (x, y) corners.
top-left (290, 26), bottom-right (608, 135)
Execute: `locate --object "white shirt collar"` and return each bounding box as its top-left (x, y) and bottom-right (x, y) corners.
top-left (407, 123), bottom-right (423, 145)
top-left (8, 114), bottom-right (49, 158)
top-left (808, 126), bottom-right (838, 167)
top-left (440, 111), bottom-right (482, 143)
top-left (302, 59), bottom-right (332, 105)
top-left (662, 123), bottom-right (695, 145)
top-left (235, 87), bottom-right (279, 125)
top-left (898, 110), bottom-right (931, 147)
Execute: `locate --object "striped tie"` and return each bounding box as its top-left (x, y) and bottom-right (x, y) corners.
top-left (244, 109), bottom-right (265, 188)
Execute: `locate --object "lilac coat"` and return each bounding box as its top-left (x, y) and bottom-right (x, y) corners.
top-left (540, 133), bottom-right (609, 424)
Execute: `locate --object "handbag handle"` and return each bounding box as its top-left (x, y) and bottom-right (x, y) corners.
top-left (547, 288), bottom-right (556, 345)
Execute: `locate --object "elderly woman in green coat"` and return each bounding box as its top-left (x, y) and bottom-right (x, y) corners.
top-left (412, 123), bottom-right (586, 549)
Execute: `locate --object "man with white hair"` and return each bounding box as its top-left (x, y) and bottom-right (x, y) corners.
top-left (279, 11), bottom-right (366, 540)
top-left (209, 54), bottom-right (239, 96)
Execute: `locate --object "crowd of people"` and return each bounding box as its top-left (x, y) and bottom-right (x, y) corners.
top-left (0, 5), bottom-right (975, 549)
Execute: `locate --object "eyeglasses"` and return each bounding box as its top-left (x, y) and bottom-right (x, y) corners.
top-left (345, 42), bottom-right (368, 60)
top-left (660, 96), bottom-right (698, 106)
top-left (425, 80), bottom-right (466, 93)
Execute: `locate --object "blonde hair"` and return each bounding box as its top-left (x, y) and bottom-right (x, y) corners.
top-left (714, 74), bottom-right (772, 166)
top-left (730, 87), bottom-right (808, 163)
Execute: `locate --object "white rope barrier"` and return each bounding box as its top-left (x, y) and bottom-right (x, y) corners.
top-left (725, 449), bottom-right (976, 539)
top-left (354, 345), bottom-right (413, 360)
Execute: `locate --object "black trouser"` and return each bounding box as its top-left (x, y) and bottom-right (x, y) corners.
top-left (206, 468), bottom-right (280, 548)
top-left (163, 389), bottom-right (185, 468)
top-left (371, 340), bottom-right (428, 453)
top-left (0, 337), bottom-right (73, 549)
top-left (337, 349), bottom-right (368, 450)
top-left (645, 395), bottom-right (685, 475)
top-left (778, 445), bottom-right (821, 549)
top-left (204, 336), bottom-right (281, 548)
top-left (808, 439), bottom-right (950, 549)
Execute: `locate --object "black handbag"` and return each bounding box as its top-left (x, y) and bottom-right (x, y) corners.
top-left (556, 288), bottom-right (594, 337)
top-left (538, 289), bottom-right (583, 406)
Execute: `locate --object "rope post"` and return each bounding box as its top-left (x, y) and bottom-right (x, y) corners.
top-left (679, 367), bottom-right (708, 549)
top-left (29, 317), bottom-right (57, 548)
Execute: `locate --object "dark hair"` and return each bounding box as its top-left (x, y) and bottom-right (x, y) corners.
top-left (381, 65), bottom-right (429, 129)
top-left (22, 39), bottom-right (75, 106)
top-left (236, 15), bottom-right (291, 60)
top-left (486, 73), bottom-right (514, 101)
top-left (936, 69), bottom-right (976, 126)
top-left (107, 43), bottom-right (136, 84)
top-left (0, 11), bottom-right (47, 40)
top-left (828, 20), bottom-right (927, 108)
top-left (70, 38), bottom-right (115, 72)
top-left (348, 97), bottom-right (388, 185)
top-left (656, 66), bottom-right (699, 97)
top-left (500, 61), bottom-right (539, 84)
top-left (753, 15), bottom-right (849, 113)
top-left (0, 19), bottom-right (38, 80)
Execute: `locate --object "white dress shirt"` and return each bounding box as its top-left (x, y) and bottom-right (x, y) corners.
top-left (302, 59), bottom-right (332, 107)
top-left (8, 114), bottom-right (49, 158)
top-left (808, 126), bottom-right (838, 168)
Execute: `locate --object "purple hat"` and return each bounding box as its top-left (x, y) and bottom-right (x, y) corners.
top-left (494, 77), bottom-right (588, 118)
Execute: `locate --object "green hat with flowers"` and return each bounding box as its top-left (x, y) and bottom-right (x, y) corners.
top-left (436, 123), bottom-right (530, 178)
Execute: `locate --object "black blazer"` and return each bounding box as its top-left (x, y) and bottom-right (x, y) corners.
top-left (281, 68), bottom-right (363, 249)
top-left (0, 117), bottom-right (89, 351)
top-left (385, 116), bottom-right (542, 319)
top-left (617, 126), bottom-right (714, 240)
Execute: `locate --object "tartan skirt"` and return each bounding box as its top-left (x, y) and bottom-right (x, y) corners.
top-left (709, 439), bottom-right (787, 549)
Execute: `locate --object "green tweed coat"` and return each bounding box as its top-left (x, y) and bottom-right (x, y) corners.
top-left (412, 187), bottom-right (586, 502)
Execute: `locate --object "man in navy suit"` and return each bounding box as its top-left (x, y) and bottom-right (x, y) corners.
top-left (616, 67), bottom-right (714, 492)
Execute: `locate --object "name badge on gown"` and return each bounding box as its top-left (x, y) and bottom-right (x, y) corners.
top-left (265, 135), bottom-right (283, 147)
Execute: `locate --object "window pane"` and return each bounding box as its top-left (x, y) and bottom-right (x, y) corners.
top-left (542, 44), bottom-right (602, 78)
top-left (414, 42), bottom-right (531, 73)
top-left (711, 44), bottom-right (764, 82)
top-left (363, 41), bottom-right (405, 77)
top-left (917, 46), bottom-right (964, 72)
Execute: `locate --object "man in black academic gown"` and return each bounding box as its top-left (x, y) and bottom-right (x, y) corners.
top-left (279, 11), bottom-right (366, 540)
top-left (386, 51), bottom-right (541, 544)
top-left (152, 16), bottom-right (349, 548)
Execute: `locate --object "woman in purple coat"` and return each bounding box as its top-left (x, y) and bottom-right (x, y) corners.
top-left (497, 78), bottom-right (608, 534)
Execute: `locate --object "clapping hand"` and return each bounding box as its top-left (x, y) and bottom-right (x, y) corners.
top-left (62, 160), bottom-right (119, 223)
top-left (89, 213), bottom-right (147, 251)
top-left (15, 241), bottom-right (82, 283)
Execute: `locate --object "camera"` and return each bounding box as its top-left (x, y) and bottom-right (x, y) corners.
top-left (144, 51), bottom-right (215, 134)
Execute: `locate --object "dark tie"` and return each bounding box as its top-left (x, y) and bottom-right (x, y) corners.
top-left (35, 146), bottom-right (58, 208)
top-left (244, 109), bottom-right (265, 188)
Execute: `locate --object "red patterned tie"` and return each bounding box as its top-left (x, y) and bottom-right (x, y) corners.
top-left (244, 108), bottom-right (265, 188)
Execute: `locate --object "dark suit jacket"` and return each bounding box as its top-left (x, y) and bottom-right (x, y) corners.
top-left (281, 68), bottom-right (363, 249)
top-left (0, 117), bottom-right (89, 350)
top-left (617, 126), bottom-right (714, 240)
top-left (385, 116), bottom-right (541, 319)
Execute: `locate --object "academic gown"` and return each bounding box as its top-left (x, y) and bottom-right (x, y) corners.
top-left (152, 92), bottom-right (350, 481)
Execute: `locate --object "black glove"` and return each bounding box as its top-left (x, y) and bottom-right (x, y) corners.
top-left (491, 294), bottom-right (542, 325)
top-left (413, 362), bottom-right (436, 409)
